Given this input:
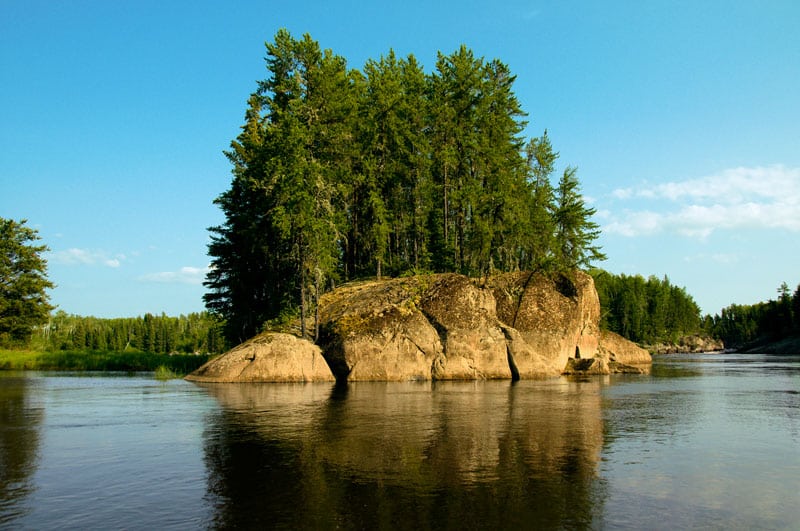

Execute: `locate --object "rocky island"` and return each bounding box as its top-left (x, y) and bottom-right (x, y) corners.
top-left (186, 271), bottom-right (650, 383)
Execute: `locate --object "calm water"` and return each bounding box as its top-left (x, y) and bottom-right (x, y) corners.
top-left (1, 353), bottom-right (798, 530)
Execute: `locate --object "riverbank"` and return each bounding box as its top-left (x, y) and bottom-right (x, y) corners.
top-left (643, 335), bottom-right (724, 355)
top-left (0, 349), bottom-right (211, 374)
top-left (738, 335), bottom-right (800, 355)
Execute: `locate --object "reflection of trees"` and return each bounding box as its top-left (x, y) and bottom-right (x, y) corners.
top-left (198, 379), bottom-right (606, 529)
top-left (0, 375), bottom-right (43, 525)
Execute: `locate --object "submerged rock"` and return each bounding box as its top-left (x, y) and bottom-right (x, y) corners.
top-left (187, 271), bottom-right (651, 382)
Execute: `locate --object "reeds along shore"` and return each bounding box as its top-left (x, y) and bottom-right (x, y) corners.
top-left (0, 349), bottom-right (210, 374)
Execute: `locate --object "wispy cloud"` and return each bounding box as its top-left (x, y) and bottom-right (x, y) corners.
top-left (139, 266), bottom-right (210, 285)
top-left (604, 165), bottom-right (800, 238)
top-left (48, 248), bottom-right (126, 268)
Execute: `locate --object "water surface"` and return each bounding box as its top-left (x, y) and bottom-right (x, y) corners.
top-left (1, 353), bottom-right (797, 529)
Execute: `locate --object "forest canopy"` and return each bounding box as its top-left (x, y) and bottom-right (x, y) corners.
top-left (204, 30), bottom-right (605, 344)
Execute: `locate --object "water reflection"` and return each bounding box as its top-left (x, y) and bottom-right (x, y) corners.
top-left (0, 374), bottom-right (43, 525)
top-left (198, 379), bottom-right (607, 529)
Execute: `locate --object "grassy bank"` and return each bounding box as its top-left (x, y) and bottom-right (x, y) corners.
top-left (0, 349), bottom-right (212, 375)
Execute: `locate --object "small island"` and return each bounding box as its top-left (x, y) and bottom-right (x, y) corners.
top-left (186, 270), bottom-right (650, 383)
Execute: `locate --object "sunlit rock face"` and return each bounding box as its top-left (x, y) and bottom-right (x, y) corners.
top-left (598, 330), bottom-right (652, 365)
top-left (489, 271), bottom-right (601, 376)
top-left (419, 274), bottom-right (512, 380)
top-left (185, 332), bottom-right (335, 383)
top-left (187, 270), bottom-right (650, 383)
top-left (315, 276), bottom-right (443, 381)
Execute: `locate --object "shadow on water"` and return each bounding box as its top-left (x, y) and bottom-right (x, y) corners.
top-left (0, 374), bottom-right (43, 526)
top-left (197, 379), bottom-right (608, 530)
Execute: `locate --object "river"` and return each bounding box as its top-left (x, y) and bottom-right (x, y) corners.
top-left (1, 352), bottom-right (798, 529)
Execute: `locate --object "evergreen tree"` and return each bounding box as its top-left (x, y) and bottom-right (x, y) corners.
top-left (522, 132), bottom-right (558, 271)
top-left (793, 284), bottom-right (800, 333)
top-left (0, 218), bottom-right (55, 346)
top-left (553, 167), bottom-right (606, 271)
top-left (428, 46), bottom-right (527, 276)
top-left (204, 30), bottom-right (606, 345)
top-left (206, 30), bottom-right (358, 340)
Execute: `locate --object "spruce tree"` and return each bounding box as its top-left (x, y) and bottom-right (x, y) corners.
top-left (523, 132), bottom-right (558, 271)
top-left (553, 166), bottom-right (606, 271)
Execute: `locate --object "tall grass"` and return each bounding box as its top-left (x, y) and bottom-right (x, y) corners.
top-left (0, 349), bottom-right (211, 375)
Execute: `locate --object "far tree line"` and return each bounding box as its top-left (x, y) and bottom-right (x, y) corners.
top-left (30, 311), bottom-right (226, 355)
top-left (3, 215), bottom-right (796, 354)
top-left (591, 270), bottom-right (703, 344)
top-left (204, 29), bottom-right (605, 344)
top-left (594, 269), bottom-right (800, 348)
top-left (704, 282), bottom-right (800, 348)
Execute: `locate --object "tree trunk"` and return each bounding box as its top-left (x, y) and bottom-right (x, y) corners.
top-left (314, 268), bottom-right (320, 342)
top-left (443, 165), bottom-right (449, 244)
top-left (300, 254), bottom-right (307, 339)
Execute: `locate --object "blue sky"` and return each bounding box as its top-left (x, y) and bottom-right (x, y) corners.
top-left (2, 1), bottom-right (798, 318)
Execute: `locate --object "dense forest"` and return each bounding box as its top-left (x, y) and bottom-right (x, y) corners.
top-left (205, 30), bottom-right (605, 344)
top-left (29, 311), bottom-right (225, 355)
top-left (704, 282), bottom-right (800, 348)
top-left (591, 270), bottom-right (702, 344)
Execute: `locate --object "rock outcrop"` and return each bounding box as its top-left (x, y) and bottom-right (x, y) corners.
top-left (185, 332), bottom-right (335, 383)
top-left (187, 271), bottom-right (651, 382)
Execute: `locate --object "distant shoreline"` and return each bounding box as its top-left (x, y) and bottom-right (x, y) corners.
top-left (737, 335), bottom-right (800, 355)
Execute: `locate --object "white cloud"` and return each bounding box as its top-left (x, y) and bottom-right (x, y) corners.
top-left (139, 266), bottom-right (210, 285)
top-left (605, 165), bottom-right (800, 237)
top-left (49, 248), bottom-right (126, 268)
top-left (604, 210), bottom-right (664, 237)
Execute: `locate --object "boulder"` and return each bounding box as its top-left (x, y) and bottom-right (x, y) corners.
top-left (317, 277), bottom-right (443, 381)
top-left (489, 271), bottom-right (600, 373)
top-left (598, 330), bottom-right (652, 365)
top-left (562, 357), bottom-right (610, 375)
top-left (185, 332), bottom-right (334, 383)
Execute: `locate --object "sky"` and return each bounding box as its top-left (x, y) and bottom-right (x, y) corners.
top-left (1, 0), bottom-right (798, 318)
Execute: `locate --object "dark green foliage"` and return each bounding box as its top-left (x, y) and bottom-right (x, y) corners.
top-left (206, 30), bottom-right (606, 344)
top-left (705, 281), bottom-right (800, 347)
top-left (553, 167), bottom-right (606, 271)
top-left (591, 270), bottom-right (701, 343)
top-left (0, 218), bottom-right (54, 346)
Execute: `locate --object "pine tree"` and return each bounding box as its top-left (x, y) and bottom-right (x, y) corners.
top-left (0, 218), bottom-right (55, 346)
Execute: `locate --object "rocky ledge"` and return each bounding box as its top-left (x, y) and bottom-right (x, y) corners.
top-left (186, 271), bottom-right (651, 383)
top-left (645, 335), bottom-right (725, 355)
